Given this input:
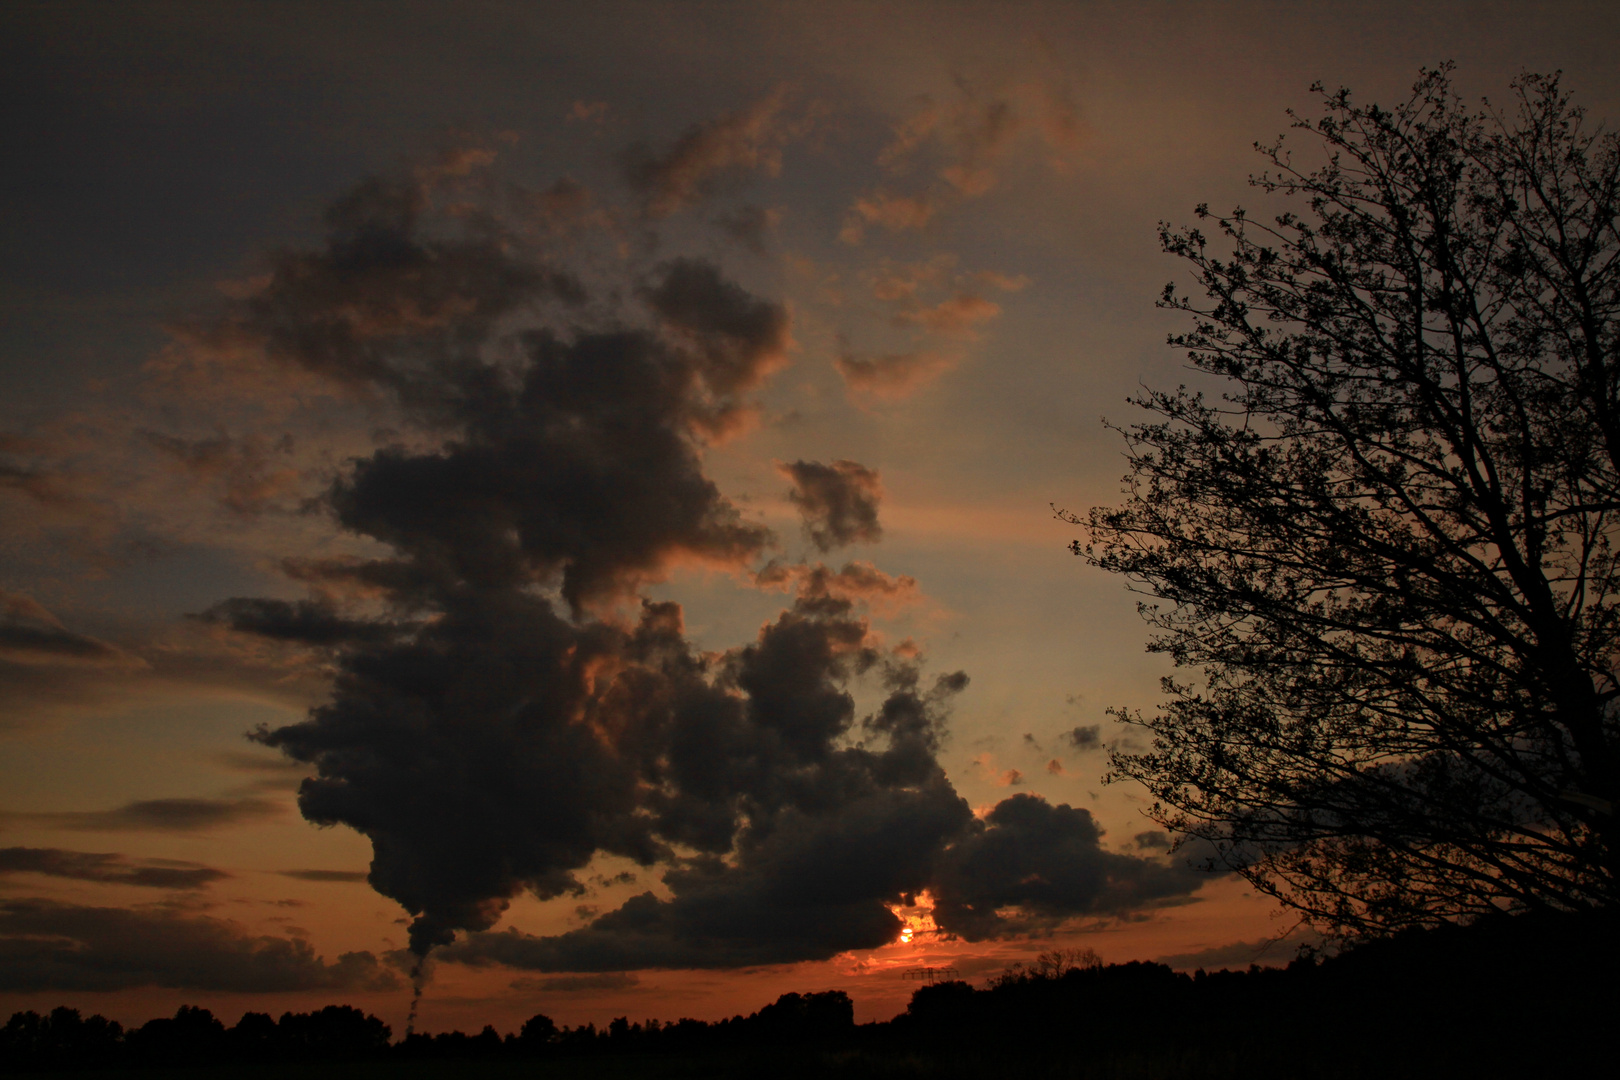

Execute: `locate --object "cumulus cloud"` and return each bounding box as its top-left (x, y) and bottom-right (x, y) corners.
top-left (443, 788), bottom-right (1207, 972)
top-left (259, 590), bottom-right (969, 960)
top-left (833, 350), bottom-right (955, 404)
top-left (0, 898), bottom-right (398, 992)
top-left (642, 257), bottom-right (792, 439)
top-left (442, 767), bottom-right (973, 970)
top-left (184, 155), bottom-right (1201, 978)
top-left (198, 173), bottom-right (584, 404)
top-left (193, 170), bottom-right (894, 962)
top-left (930, 794), bottom-right (1205, 940)
top-left (231, 246), bottom-right (786, 614)
top-left (0, 848), bottom-right (228, 889)
top-left (779, 460), bottom-right (883, 551)
top-left (626, 88), bottom-right (792, 217)
top-left (8, 798), bottom-right (282, 833)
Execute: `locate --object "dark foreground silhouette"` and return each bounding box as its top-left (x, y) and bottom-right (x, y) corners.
top-left (4, 911), bottom-right (1615, 1078)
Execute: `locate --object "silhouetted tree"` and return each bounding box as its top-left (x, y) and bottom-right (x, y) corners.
top-left (518, 1011), bottom-right (559, 1050)
top-left (276, 1004), bottom-right (391, 1059)
top-left (753, 990), bottom-right (855, 1040)
top-left (126, 1005), bottom-right (226, 1067)
top-left (1068, 66), bottom-right (1620, 935)
top-left (0, 1007), bottom-right (123, 1070)
top-left (226, 1011), bottom-right (277, 1058)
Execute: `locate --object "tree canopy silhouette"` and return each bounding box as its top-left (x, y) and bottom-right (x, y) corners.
top-left (1066, 66), bottom-right (1620, 935)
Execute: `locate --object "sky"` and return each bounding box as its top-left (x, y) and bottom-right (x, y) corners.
top-left (3, 0), bottom-right (1619, 1035)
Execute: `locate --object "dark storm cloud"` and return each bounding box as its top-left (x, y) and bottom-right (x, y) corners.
top-left (0, 847), bottom-right (228, 889)
top-left (779, 460), bottom-right (884, 551)
top-left (283, 254), bottom-right (785, 613)
top-left (0, 898), bottom-right (398, 992)
top-left (445, 777), bottom-right (970, 971)
top-left (11, 798), bottom-right (282, 833)
top-left (211, 170), bottom-right (813, 956)
top-left (930, 794), bottom-right (1205, 940)
top-left (437, 629), bottom-right (977, 973)
top-left (205, 160), bottom-right (1209, 973)
top-left (260, 590), bottom-right (969, 960)
top-left (642, 258), bottom-right (791, 419)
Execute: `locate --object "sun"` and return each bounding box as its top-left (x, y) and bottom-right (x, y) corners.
top-left (886, 890), bottom-right (940, 948)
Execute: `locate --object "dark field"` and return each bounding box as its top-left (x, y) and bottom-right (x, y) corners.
top-left (0, 1048), bottom-right (1536, 1080)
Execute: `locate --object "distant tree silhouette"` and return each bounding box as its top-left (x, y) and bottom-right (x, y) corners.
top-left (125, 1005), bottom-right (227, 1067)
top-left (986, 947), bottom-right (1102, 987)
top-left (274, 1004), bottom-right (391, 1058)
top-left (0, 1007), bottom-right (123, 1070)
top-left (1066, 66), bottom-right (1620, 935)
top-left (518, 1010), bottom-right (559, 1049)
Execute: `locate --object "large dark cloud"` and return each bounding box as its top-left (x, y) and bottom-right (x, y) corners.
top-left (257, 587), bottom-right (971, 958)
top-left (0, 847), bottom-right (228, 889)
top-left (295, 258), bottom-right (784, 613)
top-left (443, 788), bottom-right (1208, 973)
top-left (201, 164), bottom-right (1204, 974)
top-left (442, 649), bottom-right (973, 971)
top-left (0, 899), bottom-right (398, 992)
top-left (779, 460), bottom-right (884, 551)
top-left (930, 794), bottom-right (1205, 940)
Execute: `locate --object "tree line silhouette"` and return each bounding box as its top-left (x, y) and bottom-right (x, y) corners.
top-left (2, 910), bottom-right (1613, 1077)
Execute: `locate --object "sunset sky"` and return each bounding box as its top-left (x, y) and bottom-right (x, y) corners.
top-left (4, 1), bottom-right (1619, 1034)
